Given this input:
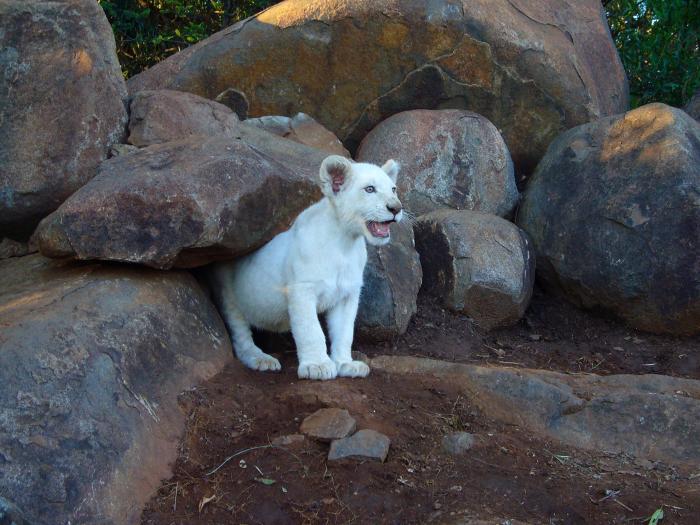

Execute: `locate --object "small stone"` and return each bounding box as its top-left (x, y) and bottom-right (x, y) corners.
top-left (328, 429), bottom-right (391, 462)
top-left (271, 434), bottom-right (305, 447)
top-left (0, 238), bottom-right (34, 259)
top-left (300, 408), bottom-right (356, 442)
top-left (351, 351), bottom-right (370, 364)
top-left (215, 88), bottom-right (249, 119)
top-left (244, 112), bottom-right (350, 157)
top-left (109, 144), bottom-right (139, 157)
top-left (442, 432), bottom-right (476, 455)
top-left (529, 334), bottom-right (542, 341)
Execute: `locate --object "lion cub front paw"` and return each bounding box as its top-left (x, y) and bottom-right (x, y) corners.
top-left (251, 354), bottom-right (282, 372)
top-left (335, 360), bottom-right (370, 378)
top-left (298, 359), bottom-right (337, 381)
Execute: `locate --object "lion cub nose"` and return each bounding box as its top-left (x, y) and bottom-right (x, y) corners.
top-left (387, 203), bottom-right (402, 216)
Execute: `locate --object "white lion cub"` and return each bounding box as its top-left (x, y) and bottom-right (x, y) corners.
top-left (210, 155), bottom-right (402, 380)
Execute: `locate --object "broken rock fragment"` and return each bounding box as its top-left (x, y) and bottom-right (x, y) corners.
top-left (328, 429), bottom-right (391, 462)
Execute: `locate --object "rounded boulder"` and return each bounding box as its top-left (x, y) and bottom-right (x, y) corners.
top-left (357, 109), bottom-right (518, 217)
top-left (415, 210), bottom-right (535, 329)
top-left (518, 103), bottom-right (700, 335)
top-left (0, 0), bottom-right (127, 239)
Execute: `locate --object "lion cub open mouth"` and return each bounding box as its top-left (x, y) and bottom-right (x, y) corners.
top-left (366, 220), bottom-right (394, 238)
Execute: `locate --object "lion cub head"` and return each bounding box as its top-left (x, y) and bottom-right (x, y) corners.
top-left (319, 155), bottom-right (403, 246)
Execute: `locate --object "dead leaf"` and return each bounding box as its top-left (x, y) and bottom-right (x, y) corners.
top-left (198, 494), bottom-right (217, 513)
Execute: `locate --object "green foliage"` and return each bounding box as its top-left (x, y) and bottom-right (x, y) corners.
top-left (98, 1), bottom-right (278, 78)
top-left (605, 0), bottom-right (700, 107)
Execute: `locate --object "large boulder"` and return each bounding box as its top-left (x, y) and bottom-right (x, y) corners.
top-left (518, 103), bottom-right (700, 335)
top-left (372, 356), bottom-right (700, 470)
top-left (0, 255), bottom-right (232, 525)
top-left (244, 113), bottom-right (351, 157)
top-left (35, 126), bottom-right (326, 269)
top-left (126, 0), bottom-right (628, 173)
top-left (415, 210), bottom-right (535, 329)
top-left (128, 89), bottom-right (239, 146)
top-left (357, 221), bottom-right (422, 340)
top-left (357, 110), bottom-right (518, 217)
top-left (0, 0), bottom-right (128, 239)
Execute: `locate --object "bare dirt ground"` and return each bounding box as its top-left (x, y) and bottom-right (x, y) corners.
top-left (361, 289), bottom-right (700, 381)
top-left (141, 289), bottom-right (700, 525)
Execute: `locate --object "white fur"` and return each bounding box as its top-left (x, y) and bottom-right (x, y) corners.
top-left (210, 155), bottom-right (402, 380)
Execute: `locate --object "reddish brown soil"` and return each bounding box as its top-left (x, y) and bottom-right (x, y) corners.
top-left (359, 289), bottom-right (700, 381)
top-left (141, 290), bottom-right (700, 525)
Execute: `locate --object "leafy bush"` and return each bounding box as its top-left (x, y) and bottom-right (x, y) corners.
top-left (98, 1), bottom-right (279, 78)
top-left (605, 0), bottom-right (699, 107)
top-left (101, 0), bottom-right (699, 108)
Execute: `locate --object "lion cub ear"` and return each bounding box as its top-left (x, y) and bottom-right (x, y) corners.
top-left (320, 155), bottom-right (354, 197)
top-left (381, 159), bottom-right (400, 183)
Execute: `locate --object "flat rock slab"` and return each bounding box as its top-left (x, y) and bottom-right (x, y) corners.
top-left (328, 429), bottom-right (391, 462)
top-left (300, 408), bottom-right (357, 442)
top-left (442, 432), bottom-right (476, 455)
top-left (0, 255), bottom-right (232, 525)
top-left (371, 356), bottom-right (700, 471)
top-left (127, 0), bottom-right (628, 173)
top-left (35, 127), bottom-right (326, 269)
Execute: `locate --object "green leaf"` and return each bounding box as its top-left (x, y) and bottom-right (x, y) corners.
top-left (648, 507), bottom-right (664, 525)
top-left (255, 477), bottom-right (276, 486)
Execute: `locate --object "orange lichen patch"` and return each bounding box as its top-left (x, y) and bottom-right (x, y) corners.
top-left (437, 36), bottom-right (494, 89)
top-left (258, 0), bottom-right (397, 28)
top-left (601, 104), bottom-right (676, 163)
top-left (637, 136), bottom-right (681, 166)
top-left (378, 21), bottom-right (410, 49)
top-left (72, 49), bottom-right (93, 76)
top-left (423, 24), bottom-right (462, 58)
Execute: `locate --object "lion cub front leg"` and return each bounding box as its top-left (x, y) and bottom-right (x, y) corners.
top-left (288, 285), bottom-right (337, 380)
top-left (327, 290), bottom-right (370, 378)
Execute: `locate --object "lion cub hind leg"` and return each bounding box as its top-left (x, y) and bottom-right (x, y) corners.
top-left (220, 294), bottom-right (281, 372)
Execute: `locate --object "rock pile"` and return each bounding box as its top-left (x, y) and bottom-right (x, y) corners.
top-left (127, 0), bottom-right (628, 172)
top-left (300, 408), bottom-right (391, 462)
top-left (2, 0), bottom-right (698, 522)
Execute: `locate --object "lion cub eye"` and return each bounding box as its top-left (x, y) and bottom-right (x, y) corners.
top-left (364, 186), bottom-right (376, 193)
